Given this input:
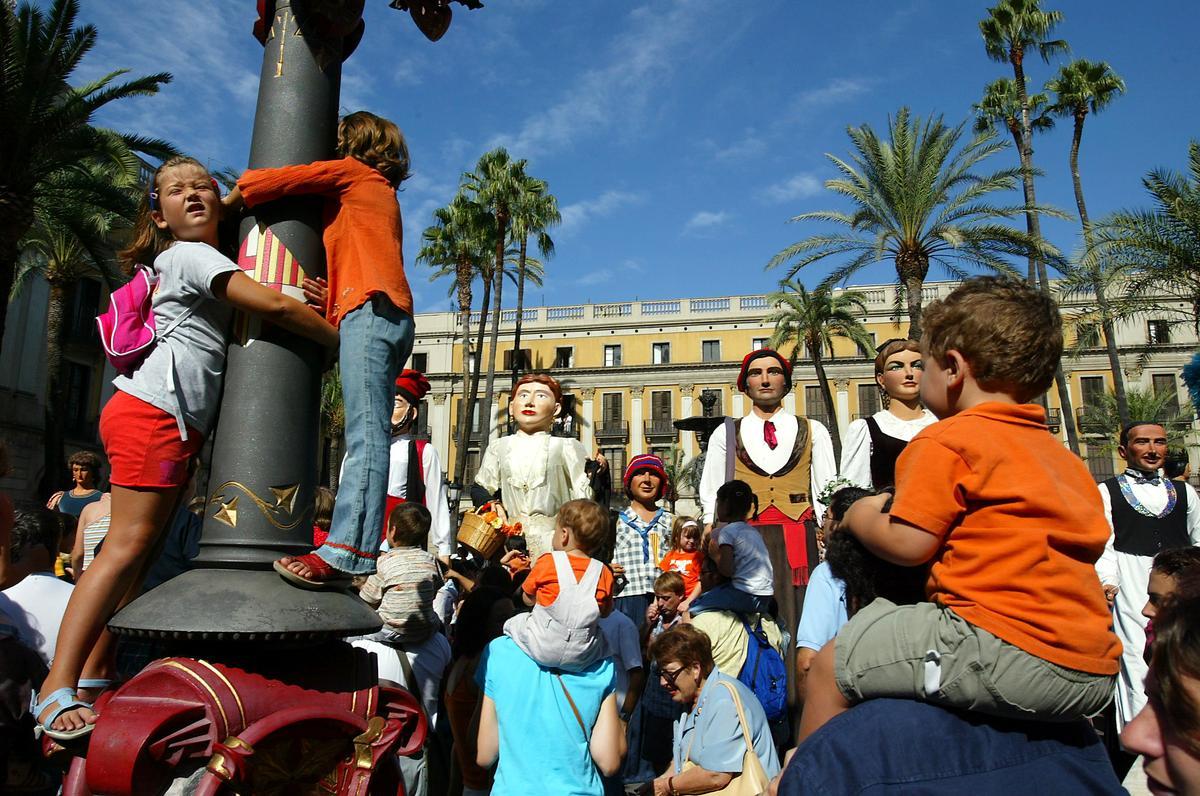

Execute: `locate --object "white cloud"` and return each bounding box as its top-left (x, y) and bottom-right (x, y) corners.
top-left (683, 210), bottom-right (731, 233)
top-left (790, 78), bottom-right (870, 112)
top-left (558, 190), bottom-right (644, 236)
top-left (712, 131), bottom-right (767, 161)
top-left (761, 173), bottom-right (823, 203)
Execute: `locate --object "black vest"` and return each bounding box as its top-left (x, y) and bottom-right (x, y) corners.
top-left (1103, 477), bottom-right (1190, 557)
top-left (865, 416), bottom-right (909, 490)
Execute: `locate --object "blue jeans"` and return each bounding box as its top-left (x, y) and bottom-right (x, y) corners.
top-left (688, 582), bottom-right (772, 616)
top-left (317, 296), bottom-right (413, 574)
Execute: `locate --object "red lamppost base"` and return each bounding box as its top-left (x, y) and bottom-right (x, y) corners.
top-left (48, 643), bottom-right (424, 796)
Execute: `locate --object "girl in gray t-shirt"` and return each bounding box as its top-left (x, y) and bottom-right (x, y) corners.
top-left (33, 156), bottom-right (339, 742)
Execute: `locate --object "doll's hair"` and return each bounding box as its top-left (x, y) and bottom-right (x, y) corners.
top-left (510, 372), bottom-right (562, 403)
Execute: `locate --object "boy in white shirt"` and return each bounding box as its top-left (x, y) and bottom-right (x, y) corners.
top-left (689, 480), bottom-right (775, 616)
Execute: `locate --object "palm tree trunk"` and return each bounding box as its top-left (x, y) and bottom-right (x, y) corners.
top-left (902, 273), bottom-right (925, 341)
top-left (328, 434), bottom-right (343, 490)
top-left (456, 269), bottom-right (492, 487)
top-left (1069, 111), bottom-right (1131, 429)
top-left (453, 258), bottom-right (475, 488)
top-left (510, 236), bottom-right (528, 389)
top-left (478, 235), bottom-right (506, 459)
top-left (809, 340), bottom-right (842, 461)
top-left (39, 280), bottom-right (68, 498)
top-left (1012, 49), bottom-right (1081, 455)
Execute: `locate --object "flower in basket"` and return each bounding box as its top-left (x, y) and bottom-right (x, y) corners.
top-left (502, 522), bottom-right (523, 538)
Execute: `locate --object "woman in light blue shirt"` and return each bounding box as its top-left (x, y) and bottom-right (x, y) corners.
top-left (651, 625), bottom-right (781, 795)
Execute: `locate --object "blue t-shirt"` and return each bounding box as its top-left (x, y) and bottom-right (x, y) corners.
top-left (477, 636), bottom-right (616, 796)
top-left (672, 670), bottom-right (781, 778)
top-left (795, 562), bottom-right (848, 651)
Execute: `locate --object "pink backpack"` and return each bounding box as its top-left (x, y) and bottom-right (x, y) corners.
top-left (96, 266), bottom-right (198, 376)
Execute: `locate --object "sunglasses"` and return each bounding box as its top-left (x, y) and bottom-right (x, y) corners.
top-left (659, 664), bottom-right (690, 689)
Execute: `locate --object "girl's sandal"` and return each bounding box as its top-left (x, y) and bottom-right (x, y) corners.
top-left (31, 687), bottom-right (95, 742)
top-left (273, 552), bottom-right (352, 591)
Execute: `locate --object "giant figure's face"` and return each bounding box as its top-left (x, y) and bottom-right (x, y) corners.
top-left (745, 362), bottom-right (788, 408)
top-left (510, 382), bottom-right (559, 433)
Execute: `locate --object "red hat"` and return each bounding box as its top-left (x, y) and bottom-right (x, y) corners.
top-left (737, 348), bottom-right (792, 392)
top-left (394, 369), bottom-right (430, 403)
top-left (623, 453), bottom-right (668, 498)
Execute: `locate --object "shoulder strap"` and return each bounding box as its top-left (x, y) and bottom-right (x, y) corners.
top-left (393, 643), bottom-right (417, 693)
top-left (556, 674), bottom-right (590, 741)
top-left (716, 679), bottom-right (755, 753)
top-left (724, 417), bottom-right (737, 482)
top-left (156, 296), bottom-right (203, 341)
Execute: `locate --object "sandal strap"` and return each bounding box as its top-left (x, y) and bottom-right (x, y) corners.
top-left (77, 678), bottom-right (113, 690)
top-left (292, 552), bottom-right (346, 580)
top-left (32, 687), bottom-right (90, 728)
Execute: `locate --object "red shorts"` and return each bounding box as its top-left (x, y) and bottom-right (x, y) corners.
top-left (100, 390), bottom-right (203, 488)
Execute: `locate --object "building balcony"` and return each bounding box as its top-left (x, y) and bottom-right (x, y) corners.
top-left (1044, 408), bottom-right (1061, 433)
top-left (644, 419), bottom-right (677, 440)
top-left (595, 420), bottom-right (629, 441)
top-left (1076, 406), bottom-right (1108, 436)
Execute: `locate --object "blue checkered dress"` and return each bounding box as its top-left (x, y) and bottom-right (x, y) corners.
top-left (613, 507), bottom-right (673, 598)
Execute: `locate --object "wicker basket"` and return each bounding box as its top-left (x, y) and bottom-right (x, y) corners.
top-left (457, 511), bottom-right (505, 559)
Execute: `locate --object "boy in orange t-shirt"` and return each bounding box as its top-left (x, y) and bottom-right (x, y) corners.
top-left (505, 499), bottom-right (614, 671)
top-left (798, 277), bottom-right (1120, 743)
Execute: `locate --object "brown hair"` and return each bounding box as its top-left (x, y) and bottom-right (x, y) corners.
top-left (651, 624), bottom-right (715, 678)
top-left (118, 156), bottom-right (213, 274)
top-left (313, 486), bottom-right (335, 533)
top-left (557, 499), bottom-right (609, 555)
top-left (388, 501), bottom-right (432, 547)
top-left (921, 276), bottom-right (1061, 403)
top-left (337, 111), bottom-right (410, 188)
top-left (1149, 574), bottom-right (1200, 755)
top-left (67, 450), bottom-right (101, 473)
top-left (669, 515), bottom-right (701, 551)
top-left (874, 339), bottom-right (921, 375)
top-left (654, 570), bottom-right (686, 596)
top-left (510, 372), bottom-right (563, 403)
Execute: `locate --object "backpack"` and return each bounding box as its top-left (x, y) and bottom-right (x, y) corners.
top-left (737, 615), bottom-right (787, 721)
top-left (96, 266), bottom-right (198, 376)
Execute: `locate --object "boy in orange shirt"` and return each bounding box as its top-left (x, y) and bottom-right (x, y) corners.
top-left (224, 112), bottom-right (416, 587)
top-left (797, 277), bottom-right (1120, 742)
top-left (505, 499), bottom-right (614, 671)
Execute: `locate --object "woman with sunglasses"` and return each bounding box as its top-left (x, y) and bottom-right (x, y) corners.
top-left (840, 339), bottom-right (936, 490)
top-left (649, 625), bottom-right (780, 795)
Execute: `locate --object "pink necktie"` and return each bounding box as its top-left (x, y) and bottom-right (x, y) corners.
top-left (764, 421), bottom-right (778, 450)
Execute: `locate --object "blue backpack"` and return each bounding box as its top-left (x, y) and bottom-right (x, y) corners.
top-left (737, 615), bottom-right (787, 721)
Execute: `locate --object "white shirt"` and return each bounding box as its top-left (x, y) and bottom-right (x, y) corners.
top-left (1, 571), bottom-right (75, 665)
top-left (715, 521), bottom-right (775, 596)
top-left (353, 631), bottom-right (452, 726)
top-left (474, 430), bottom-right (592, 527)
top-left (1096, 474), bottom-right (1200, 586)
top-left (598, 610), bottom-right (643, 711)
top-left (386, 434), bottom-right (452, 556)
top-left (699, 409), bottom-right (837, 524)
top-left (839, 409), bottom-right (938, 489)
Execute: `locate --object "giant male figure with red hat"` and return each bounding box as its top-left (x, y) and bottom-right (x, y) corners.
top-left (698, 348), bottom-right (836, 707)
top-left (385, 369), bottom-right (452, 565)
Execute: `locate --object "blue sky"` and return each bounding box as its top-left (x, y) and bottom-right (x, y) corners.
top-left (76, 0), bottom-right (1200, 313)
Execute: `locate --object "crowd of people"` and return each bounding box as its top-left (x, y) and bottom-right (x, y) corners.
top-left (1, 104), bottom-right (1199, 795)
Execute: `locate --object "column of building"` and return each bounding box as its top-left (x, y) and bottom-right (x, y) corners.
top-left (680, 384), bottom-right (696, 459)
top-left (429, 394), bottom-right (449, 459)
top-left (833, 379), bottom-right (850, 439)
top-left (630, 386), bottom-right (645, 456)
top-left (580, 388), bottom-right (595, 454)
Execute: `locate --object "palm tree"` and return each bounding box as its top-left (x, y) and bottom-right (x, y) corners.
top-left (418, 192), bottom-right (493, 486)
top-left (765, 280), bottom-right (875, 460)
top-left (979, 1), bottom-right (1082, 455)
top-left (320, 366), bottom-right (345, 490)
top-left (508, 172), bottom-right (560, 388)
top-left (0, 0), bottom-right (174, 355)
top-left (973, 77), bottom-right (1055, 154)
top-left (768, 107), bottom-right (1049, 340)
top-left (1081, 142), bottom-right (1200, 336)
top-left (1085, 388), bottom-right (1193, 454)
top-left (464, 148), bottom-right (527, 457)
top-left (1047, 59), bottom-right (1128, 427)
top-left (979, 0), bottom-right (1068, 284)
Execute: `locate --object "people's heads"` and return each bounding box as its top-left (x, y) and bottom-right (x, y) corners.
top-left (509, 373), bottom-right (562, 434)
top-left (313, 486), bottom-right (335, 533)
top-left (386, 501), bottom-right (432, 549)
top-left (623, 453), bottom-right (668, 505)
top-left (671, 517), bottom-right (702, 553)
top-left (9, 506), bottom-right (61, 568)
top-left (120, 156), bottom-right (220, 272)
top-left (1145, 548), bottom-right (1200, 621)
top-left (1166, 450), bottom-right (1192, 481)
top-left (828, 486), bottom-right (875, 524)
top-left (874, 339), bottom-right (923, 404)
top-left (698, 553), bottom-right (722, 591)
top-left (554, 499), bottom-right (608, 556)
top-left (1121, 423), bottom-right (1170, 473)
top-left (67, 450), bottom-right (101, 489)
top-left (919, 277), bottom-right (1062, 417)
top-left (392, 369), bottom-right (430, 429)
top-left (653, 571), bottom-right (686, 619)
top-left (737, 349), bottom-right (792, 409)
top-left (336, 111), bottom-right (411, 188)
top-left (451, 586), bottom-right (514, 660)
top-left (1122, 583), bottom-right (1200, 794)
top-left (476, 562), bottom-right (513, 595)
top-left (715, 480), bottom-right (756, 524)
top-left (651, 625), bottom-right (715, 705)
